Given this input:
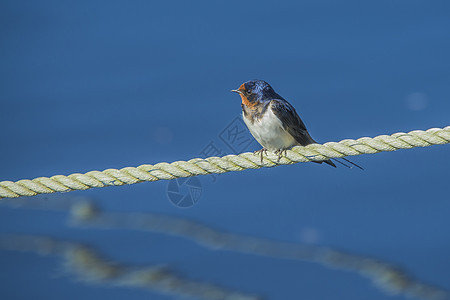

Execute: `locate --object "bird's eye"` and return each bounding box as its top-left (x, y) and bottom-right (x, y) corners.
top-left (246, 90), bottom-right (252, 95)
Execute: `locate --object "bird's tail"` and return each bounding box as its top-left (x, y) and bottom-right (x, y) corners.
top-left (313, 160), bottom-right (337, 168)
top-left (313, 157), bottom-right (363, 169)
top-left (324, 159), bottom-right (337, 168)
top-left (305, 139), bottom-right (363, 169)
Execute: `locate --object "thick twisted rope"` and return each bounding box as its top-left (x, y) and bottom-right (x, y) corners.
top-left (1, 126), bottom-right (449, 199)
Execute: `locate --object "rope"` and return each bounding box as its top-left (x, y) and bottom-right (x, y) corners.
top-left (1, 126), bottom-right (449, 199)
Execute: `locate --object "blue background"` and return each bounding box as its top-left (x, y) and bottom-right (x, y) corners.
top-left (1, 0), bottom-right (449, 299)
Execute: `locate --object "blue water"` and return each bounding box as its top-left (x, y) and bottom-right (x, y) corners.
top-left (1, 1), bottom-right (449, 299)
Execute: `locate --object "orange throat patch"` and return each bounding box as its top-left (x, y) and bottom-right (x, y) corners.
top-left (238, 83), bottom-right (256, 108)
top-left (239, 94), bottom-right (257, 108)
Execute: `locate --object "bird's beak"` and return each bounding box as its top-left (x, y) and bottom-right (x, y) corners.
top-left (231, 89), bottom-right (243, 95)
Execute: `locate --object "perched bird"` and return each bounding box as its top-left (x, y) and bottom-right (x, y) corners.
top-left (232, 80), bottom-right (362, 169)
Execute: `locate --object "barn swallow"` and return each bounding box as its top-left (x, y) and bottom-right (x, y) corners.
top-left (232, 80), bottom-right (362, 169)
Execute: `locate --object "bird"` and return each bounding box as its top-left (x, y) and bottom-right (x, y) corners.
top-left (232, 79), bottom-right (362, 169)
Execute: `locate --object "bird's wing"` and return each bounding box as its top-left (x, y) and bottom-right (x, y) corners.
top-left (270, 99), bottom-right (316, 146)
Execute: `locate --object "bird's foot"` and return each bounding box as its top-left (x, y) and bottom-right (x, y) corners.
top-left (274, 149), bottom-right (288, 162)
top-left (254, 148), bottom-right (268, 163)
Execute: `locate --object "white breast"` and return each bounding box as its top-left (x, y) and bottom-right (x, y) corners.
top-left (243, 106), bottom-right (297, 151)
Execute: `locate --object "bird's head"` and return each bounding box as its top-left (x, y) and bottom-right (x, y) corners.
top-left (232, 80), bottom-right (280, 107)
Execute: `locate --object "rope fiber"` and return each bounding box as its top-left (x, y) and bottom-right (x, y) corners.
top-left (1, 126), bottom-right (449, 199)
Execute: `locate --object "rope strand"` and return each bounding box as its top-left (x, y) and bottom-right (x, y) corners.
top-left (1, 126), bottom-right (449, 199)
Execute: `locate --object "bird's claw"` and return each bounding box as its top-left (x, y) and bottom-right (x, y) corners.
top-left (274, 149), bottom-right (288, 162)
top-left (254, 148), bottom-right (287, 163)
top-left (254, 148), bottom-right (268, 163)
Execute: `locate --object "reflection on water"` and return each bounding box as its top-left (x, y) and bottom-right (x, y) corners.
top-left (0, 235), bottom-right (260, 300)
top-left (0, 196), bottom-right (448, 300)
